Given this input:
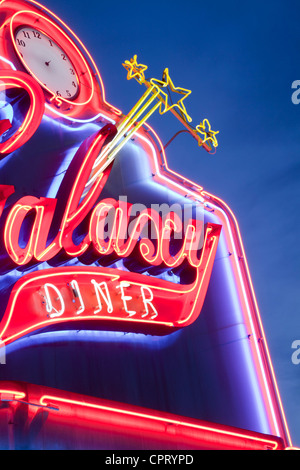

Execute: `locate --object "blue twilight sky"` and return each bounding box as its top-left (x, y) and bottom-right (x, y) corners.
top-left (44, 0), bottom-right (300, 445)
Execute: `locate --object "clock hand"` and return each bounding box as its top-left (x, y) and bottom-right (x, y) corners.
top-left (45, 60), bottom-right (51, 66)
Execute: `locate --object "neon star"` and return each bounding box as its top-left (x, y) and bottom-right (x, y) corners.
top-left (122, 55), bottom-right (148, 84)
top-left (150, 68), bottom-right (192, 123)
top-left (196, 119), bottom-right (219, 148)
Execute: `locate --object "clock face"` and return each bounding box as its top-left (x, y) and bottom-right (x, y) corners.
top-left (14, 27), bottom-right (79, 100)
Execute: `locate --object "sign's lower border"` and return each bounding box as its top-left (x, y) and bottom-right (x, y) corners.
top-left (0, 380), bottom-right (286, 450)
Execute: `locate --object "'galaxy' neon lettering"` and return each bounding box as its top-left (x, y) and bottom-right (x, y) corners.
top-left (0, 125), bottom-right (216, 271)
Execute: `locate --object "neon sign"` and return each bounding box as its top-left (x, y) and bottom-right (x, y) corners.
top-left (0, 0), bottom-right (293, 450)
top-left (0, 126), bottom-right (221, 341)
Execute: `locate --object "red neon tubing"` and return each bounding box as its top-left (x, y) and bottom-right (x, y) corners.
top-left (0, 70), bottom-right (44, 156)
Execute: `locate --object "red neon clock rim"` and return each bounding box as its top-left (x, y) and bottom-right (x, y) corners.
top-left (9, 9), bottom-right (99, 108)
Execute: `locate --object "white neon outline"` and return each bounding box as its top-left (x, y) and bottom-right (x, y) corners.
top-left (117, 281), bottom-right (136, 317)
top-left (70, 280), bottom-right (85, 315)
top-left (43, 283), bottom-right (65, 319)
top-left (0, 56), bottom-right (16, 71)
top-left (44, 103), bottom-right (116, 124)
top-left (140, 285), bottom-right (158, 320)
top-left (91, 279), bottom-right (113, 314)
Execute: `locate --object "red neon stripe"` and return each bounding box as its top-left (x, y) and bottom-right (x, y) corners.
top-left (0, 382), bottom-right (285, 450)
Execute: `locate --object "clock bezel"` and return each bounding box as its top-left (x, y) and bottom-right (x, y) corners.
top-left (13, 25), bottom-right (80, 101)
top-left (9, 9), bottom-right (96, 109)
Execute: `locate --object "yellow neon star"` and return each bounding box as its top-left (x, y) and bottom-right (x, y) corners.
top-left (196, 119), bottom-right (219, 147)
top-left (150, 68), bottom-right (192, 123)
top-left (122, 55), bottom-right (148, 84)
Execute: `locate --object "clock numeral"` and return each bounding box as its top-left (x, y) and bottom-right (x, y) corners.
top-left (32, 31), bottom-right (41, 39)
top-left (72, 81), bottom-right (77, 88)
top-left (61, 54), bottom-right (67, 61)
top-left (23, 31), bottom-right (30, 39)
top-left (16, 39), bottom-right (26, 47)
top-left (66, 90), bottom-right (71, 98)
top-left (70, 68), bottom-right (75, 75)
top-left (49, 40), bottom-right (53, 47)
top-left (56, 91), bottom-right (61, 97)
